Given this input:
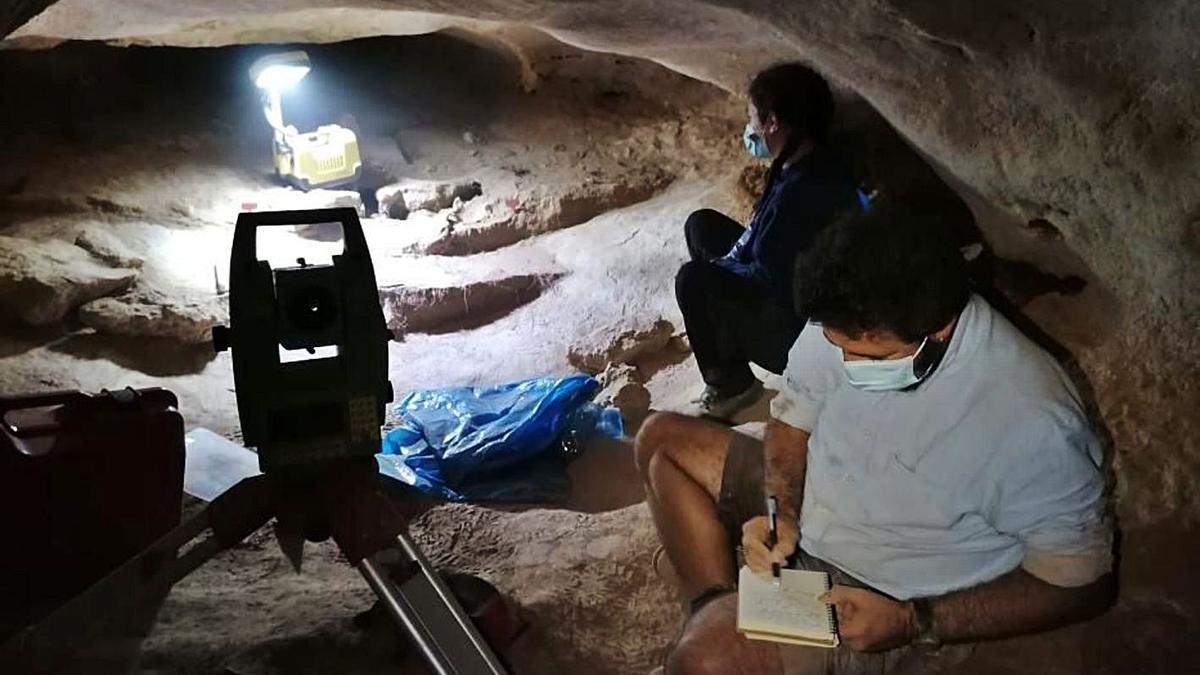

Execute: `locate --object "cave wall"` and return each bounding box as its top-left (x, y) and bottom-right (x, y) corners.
top-left (0, 0), bottom-right (55, 38)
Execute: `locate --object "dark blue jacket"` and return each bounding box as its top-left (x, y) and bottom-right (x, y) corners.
top-left (717, 148), bottom-right (860, 303)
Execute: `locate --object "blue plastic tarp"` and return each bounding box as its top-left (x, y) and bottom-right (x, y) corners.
top-left (377, 374), bottom-right (623, 502)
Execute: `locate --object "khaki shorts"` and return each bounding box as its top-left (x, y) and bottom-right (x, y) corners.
top-left (716, 432), bottom-right (975, 675)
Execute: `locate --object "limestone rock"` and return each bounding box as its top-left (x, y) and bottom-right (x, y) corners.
top-left (74, 227), bottom-right (146, 268)
top-left (596, 362), bottom-right (642, 388)
top-left (424, 170), bottom-right (673, 255)
top-left (250, 188), bottom-right (365, 238)
top-left (376, 185), bottom-right (410, 219)
top-left (0, 235), bottom-right (138, 325)
top-left (249, 187), bottom-right (365, 215)
top-left (243, 187), bottom-right (364, 237)
top-left (666, 331), bottom-right (690, 355)
top-left (78, 294), bottom-right (226, 343)
top-left (567, 319), bottom-right (675, 374)
top-left (289, 188), bottom-right (364, 213)
top-left (377, 178), bottom-right (483, 219)
top-left (595, 363), bottom-right (651, 428)
top-left (379, 272), bottom-right (560, 335)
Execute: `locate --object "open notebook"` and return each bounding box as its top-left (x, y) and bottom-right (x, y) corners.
top-left (736, 566), bottom-right (839, 648)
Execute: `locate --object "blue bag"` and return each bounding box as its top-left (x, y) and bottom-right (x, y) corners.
top-left (377, 374), bottom-right (623, 502)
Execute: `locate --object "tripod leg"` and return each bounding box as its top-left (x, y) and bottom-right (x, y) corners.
top-left (357, 533), bottom-right (508, 675)
top-left (359, 555), bottom-right (456, 675)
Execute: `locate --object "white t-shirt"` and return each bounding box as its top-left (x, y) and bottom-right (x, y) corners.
top-left (771, 294), bottom-right (1111, 599)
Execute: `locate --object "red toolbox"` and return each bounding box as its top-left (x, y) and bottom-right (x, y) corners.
top-left (0, 388), bottom-right (184, 633)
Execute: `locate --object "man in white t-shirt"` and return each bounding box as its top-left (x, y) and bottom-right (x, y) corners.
top-left (635, 203), bottom-right (1113, 674)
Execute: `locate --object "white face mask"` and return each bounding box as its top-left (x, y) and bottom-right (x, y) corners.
top-left (842, 338), bottom-right (932, 392)
top-left (743, 122), bottom-right (770, 159)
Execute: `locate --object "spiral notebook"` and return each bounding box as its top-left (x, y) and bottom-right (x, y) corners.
top-left (736, 566), bottom-right (839, 648)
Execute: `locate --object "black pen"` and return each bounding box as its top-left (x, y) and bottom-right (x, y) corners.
top-left (767, 495), bottom-right (781, 586)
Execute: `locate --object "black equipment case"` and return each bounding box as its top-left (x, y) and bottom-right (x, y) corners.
top-left (0, 388), bottom-right (184, 634)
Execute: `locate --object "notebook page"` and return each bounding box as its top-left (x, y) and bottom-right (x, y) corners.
top-left (737, 566), bottom-right (834, 642)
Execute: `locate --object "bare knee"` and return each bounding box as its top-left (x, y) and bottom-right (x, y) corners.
top-left (636, 412), bottom-right (731, 499)
top-left (667, 641), bottom-right (726, 675)
top-left (668, 632), bottom-right (778, 675)
top-left (667, 597), bottom-right (772, 675)
top-left (667, 623), bottom-right (730, 675)
top-left (634, 411), bottom-right (686, 478)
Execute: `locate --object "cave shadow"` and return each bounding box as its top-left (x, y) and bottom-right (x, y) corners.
top-left (49, 332), bottom-right (218, 377)
top-left (202, 624), bottom-right (411, 675)
top-left (407, 435), bottom-right (645, 518)
top-left (629, 342), bottom-right (692, 384)
top-left (728, 387), bottom-right (779, 427)
top-left (560, 435), bottom-right (646, 513)
top-left (0, 322), bottom-right (72, 359)
top-left (412, 296), bottom-right (549, 336)
top-left (394, 273), bottom-right (565, 337)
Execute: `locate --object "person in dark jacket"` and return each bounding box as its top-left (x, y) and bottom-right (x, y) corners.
top-left (678, 63), bottom-right (862, 419)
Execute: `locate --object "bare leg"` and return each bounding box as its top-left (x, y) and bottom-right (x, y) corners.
top-left (635, 412), bottom-right (736, 599)
top-left (666, 594), bottom-right (809, 675)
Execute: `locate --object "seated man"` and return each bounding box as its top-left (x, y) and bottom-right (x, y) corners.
top-left (637, 203), bottom-right (1114, 674)
top-left (678, 63), bottom-right (861, 419)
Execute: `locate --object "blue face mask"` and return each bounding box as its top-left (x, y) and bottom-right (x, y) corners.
top-left (842, 338), bottom-right (934, 392)
top-left (743, 123), bottom-right (770, 159)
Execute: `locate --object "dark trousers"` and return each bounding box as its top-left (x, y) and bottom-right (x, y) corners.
top-left (675, 209), bottom-right (803, 395)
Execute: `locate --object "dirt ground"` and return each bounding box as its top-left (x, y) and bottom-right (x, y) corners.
top-left (1, 30), bottom-right (1177, 675)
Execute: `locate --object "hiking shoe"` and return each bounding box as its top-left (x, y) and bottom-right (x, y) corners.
top-left (696, 380), bottom-right (764, 420)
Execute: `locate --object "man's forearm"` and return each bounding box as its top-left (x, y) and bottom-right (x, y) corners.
top-left (763, 419), bottom-right (809, 519)
top-left (921, 567), bottom-right (1114, 643)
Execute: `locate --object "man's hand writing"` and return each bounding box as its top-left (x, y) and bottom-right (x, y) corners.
top-left (820, 585), bottom-right (915, 652)
top-left (741, 515), bottom-right (797, 574)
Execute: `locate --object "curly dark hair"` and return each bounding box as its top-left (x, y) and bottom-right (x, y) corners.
top-left (749, 62), bottom-right (835, 143)
top-left (793, 202), bottom-right (971, 343)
